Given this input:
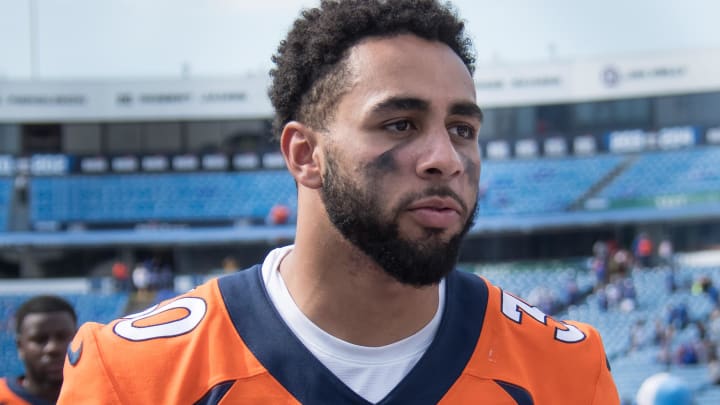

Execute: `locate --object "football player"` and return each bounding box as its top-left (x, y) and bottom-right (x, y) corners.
top-left (1, 295), bottom-right (76, 405)
top-left (59, 1), bottom-right (619, 403)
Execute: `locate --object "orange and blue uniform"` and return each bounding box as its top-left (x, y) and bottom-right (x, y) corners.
top-left (59, 267), bottom-right (619, 404)
top-left (0, 377), bottom-right (52, 405)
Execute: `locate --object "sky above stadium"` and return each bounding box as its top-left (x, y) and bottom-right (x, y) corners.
top-left (0, 0), bottom-right (718, 80)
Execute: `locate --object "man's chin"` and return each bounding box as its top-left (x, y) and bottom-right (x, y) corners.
top-left (399, 226), bottom-right (462, 245)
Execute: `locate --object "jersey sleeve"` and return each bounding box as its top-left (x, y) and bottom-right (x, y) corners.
top-left (58, 322), bottom-right (122, 405)
top-left (587, 326), bottom-right (621, 405)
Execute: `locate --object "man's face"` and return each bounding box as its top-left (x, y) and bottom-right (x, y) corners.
top-left (319, 34), bottom-right (482, 286)
top-left (16, 311), bottom-right (76, 385)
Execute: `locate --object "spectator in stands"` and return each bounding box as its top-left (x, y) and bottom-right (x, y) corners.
top-left (605, 281), bottom-right (623, 310)
top-left (560, 275), bottom-right (581, 307)
top-left (266, 203), bottom-right (291, 225)
top-left (666, 301), bottom-right (689, 330)
top-left (527, 286), bottom-right (558, 315)
top-left (619, 278), bottom-right (637, 313)
top-left (592, 240), bottom-right (608, 259)
top-left (652, 318), bottom-right (668, 346)
top-left (0, 295), bottom-right (76, 404)
top-left (221, 256), bottom-right (239, 274)
top-left (111, 260), bottom-right (130, 292)
top-left (58, 1), bottom-right (619, 403)
top-left (633, 232), bottom-right (653, 269)
top-left (608, 247), bottom-right (632, 280)
top-left (674, 341), bottom-right (700, 365)
top-left (692, 275), bottom-right (720, 308)
top-left (132, 261), bottom-right (151, 300)
top-left (590, 240), bottom-right (610, 290)
top-left (590, 254), bottom-right (608, 291)
top-left (657, 238), bottom-right (674, 269)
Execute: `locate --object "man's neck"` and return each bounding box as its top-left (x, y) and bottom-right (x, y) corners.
top-left (21, 376), bottom-right (61, 403)
top-left (279, 236), bottom-right (440, 347)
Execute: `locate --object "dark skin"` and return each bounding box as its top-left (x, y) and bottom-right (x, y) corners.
top-left (363, 95), bottom-right (482, 191)
top-left (367, 143), bottom-right (480, 193)
top-left (16, 311), bottom-right (76, 403)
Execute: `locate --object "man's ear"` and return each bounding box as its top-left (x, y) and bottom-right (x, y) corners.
top-left (280, 121), bottom-right (323, 189)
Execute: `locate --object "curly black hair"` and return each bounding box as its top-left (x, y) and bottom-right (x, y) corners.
top-left (269, 0), bottom-right (475, 139)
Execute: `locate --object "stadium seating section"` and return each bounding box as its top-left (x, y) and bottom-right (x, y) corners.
top-left (0, 178), bottom-right (12, 231)
top-left (476, 261), bottom-right (720, 403)
top-left (478, 154), bottom-right (623, 215)
top-left (29, 171), bottom-right (297, 226)
top-left (6, 145), bottom-right (714, 230)
top-left (599, 147), bottom-right (720, 209)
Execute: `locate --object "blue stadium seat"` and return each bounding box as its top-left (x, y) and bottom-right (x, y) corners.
top-left (479, 155), bottom-right (623, 216)
top-left (29, 171), bottom-right (296, 226)
top-left (598, 146), bottom-right (720, 208)
top-left (0, 178), bottom-right (12, 231)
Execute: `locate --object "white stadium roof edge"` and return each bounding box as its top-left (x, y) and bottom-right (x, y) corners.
top-left (1, 48), bottom-right (720, 123)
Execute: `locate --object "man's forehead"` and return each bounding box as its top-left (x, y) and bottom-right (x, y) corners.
top-left (21, 312), bottom-right (75, 331)
top-left (345, 37), bottom-right (475, 98)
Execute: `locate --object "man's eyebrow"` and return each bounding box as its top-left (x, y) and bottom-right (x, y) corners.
top-left (449, 102), bottom-right (484, 122)
top-left (370, 97), bottom-right (430, 115)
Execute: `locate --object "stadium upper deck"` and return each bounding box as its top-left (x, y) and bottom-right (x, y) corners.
top-left (1, 48), bottom-right (720, 275)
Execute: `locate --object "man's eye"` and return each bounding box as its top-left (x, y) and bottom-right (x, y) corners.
top-left (385, 120), bottom-right (414, 132)
top-left (449, 124), bottom-right (477, 140)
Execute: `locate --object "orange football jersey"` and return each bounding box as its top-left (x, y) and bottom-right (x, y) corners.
top-left (58, 266), bottom-right (619, 404)
top-left (0, 377), bottom-right (51, 405)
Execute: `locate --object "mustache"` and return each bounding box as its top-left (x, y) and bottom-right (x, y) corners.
top-left (396, 186), bottom-right (469, 215)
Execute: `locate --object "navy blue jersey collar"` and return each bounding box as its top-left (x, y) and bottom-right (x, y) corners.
top-left (6, 377), bottom-right (54, 405)
top-left (218, 266), bottom-right (489, 404)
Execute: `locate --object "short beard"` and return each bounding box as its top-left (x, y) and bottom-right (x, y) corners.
top-left (320, 154), bottom-right (477, 286)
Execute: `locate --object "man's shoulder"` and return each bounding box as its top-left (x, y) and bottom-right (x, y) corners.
top-left (72, 274), bottom-right (239, 369)
top-left (469, 275), bottom-right (609, 370)
top-left (0, 376), bottom-right (40, 405)
top-left (0, 377), bottom-right (14, 401)
top-left (482, 277), bottom-right (603, 347)
top-left (457, 275), bottom-right (617, 402)
top-left (63, 267), bottom-right (270, 403)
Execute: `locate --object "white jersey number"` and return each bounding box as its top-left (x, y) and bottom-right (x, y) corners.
top-left (501, 291), bottom-right (585, 343)
top-left (113, 297), bottom-right (207, 341)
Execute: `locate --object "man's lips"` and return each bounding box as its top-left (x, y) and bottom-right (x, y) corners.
top-left (406, 197), bottom-right (464, 228)
top-left (44, 361), bottom-right (65, 375)
top-left (406, 197), bottom-right (464, 214)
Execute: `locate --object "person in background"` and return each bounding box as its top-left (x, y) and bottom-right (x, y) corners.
top-left (111, 261), bottom-right (130, 292)
top-left (221, 256), bottom-right (239, 274)
top-left (0, 295), bottom-right (77, 405)
top-left (266, 203), bottom-right (291, 225)
top-left (131, 261), bottom-right (151, 300)
top-left (633, 232), bottom-right (653, 269)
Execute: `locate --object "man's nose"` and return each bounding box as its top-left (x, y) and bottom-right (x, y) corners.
top-left (45, 336), bottom-right (70, 355)
top-left (416, 130), bottom-right (464, 180)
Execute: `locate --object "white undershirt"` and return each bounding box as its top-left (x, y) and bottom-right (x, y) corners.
top-left (261, 245), bottom-right (445, 404)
